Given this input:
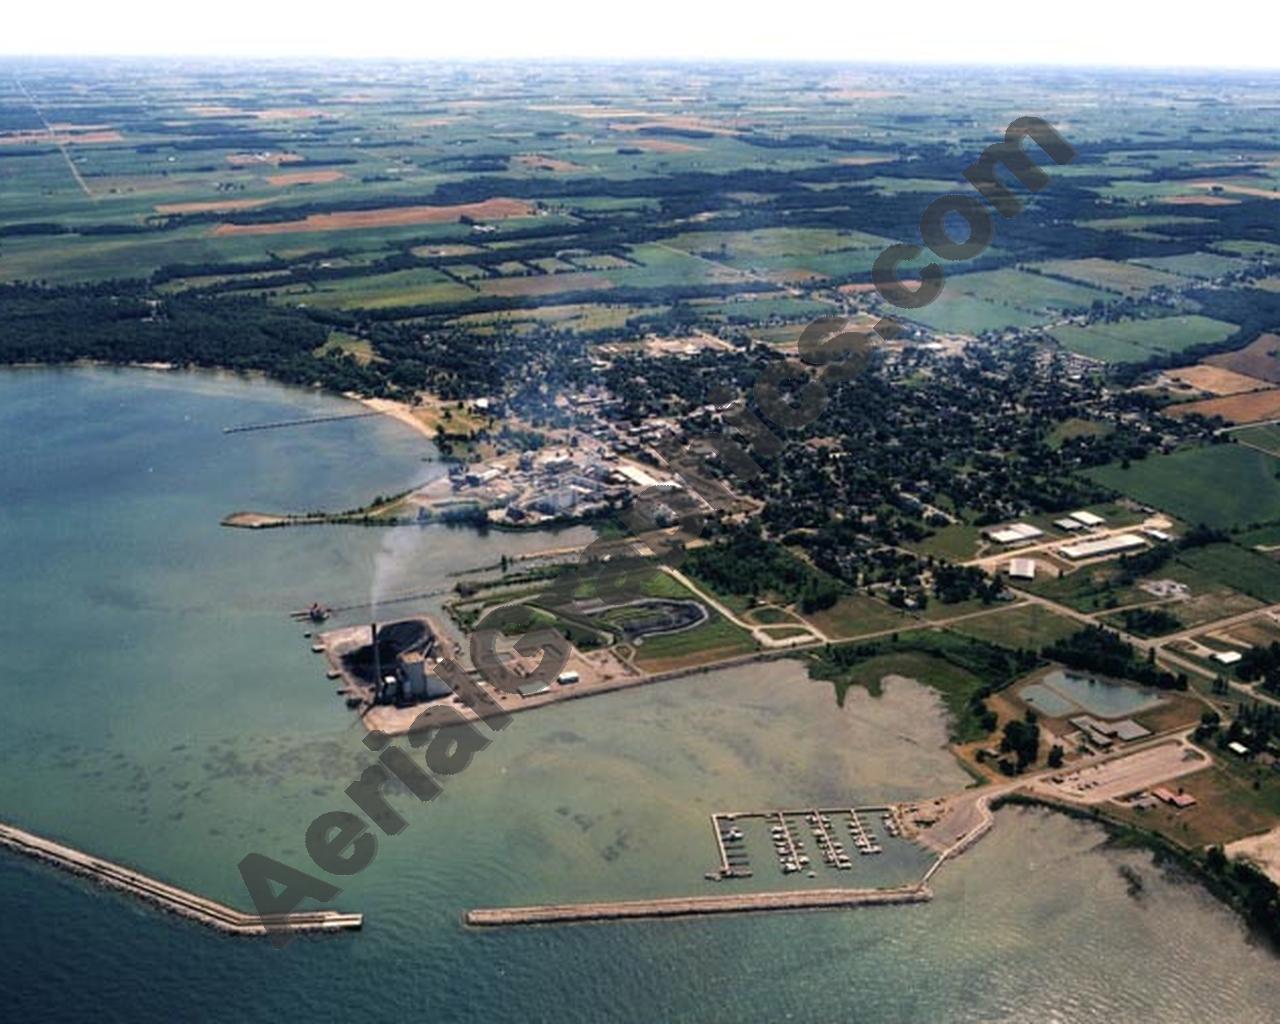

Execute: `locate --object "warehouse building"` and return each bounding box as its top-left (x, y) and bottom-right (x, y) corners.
top-left (985, 522), bottom-right (1044, 545)
top-left (1006, 558), bottom-right (1037, 580)
top-left (1057, 533), bottom-right (1146, 561)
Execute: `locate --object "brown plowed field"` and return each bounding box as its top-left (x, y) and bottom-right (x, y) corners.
top-left (211, 198), bottom-right (534, 236)
top-left (1167, 364), bottom-right (1271, 395)
top-left (1168, 388), bottom-right (1280, 424)
top-left (266, 170), bottom-right (346, 186)
top-left (1206, 333), bottom-right (1280, 383)
top-left (155, 198), bottom-right (271, 214)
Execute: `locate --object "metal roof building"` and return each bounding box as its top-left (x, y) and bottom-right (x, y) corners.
top-left (1058, 533), bottom-right (1146, 561)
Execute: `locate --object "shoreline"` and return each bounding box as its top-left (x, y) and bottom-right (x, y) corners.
top-left (993, 793), bottom-right (1280, 953)
top-left (350, 394), bottom-right (439, 443)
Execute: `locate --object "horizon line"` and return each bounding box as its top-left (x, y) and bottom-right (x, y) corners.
top-left (1, 53), bottom-right (1279, 75)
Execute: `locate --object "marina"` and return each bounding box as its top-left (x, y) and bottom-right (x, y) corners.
top-left (709, 807), bottom-right (903, 881)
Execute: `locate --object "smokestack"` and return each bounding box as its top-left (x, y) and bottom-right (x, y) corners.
top-left (371, 623), bottom-right (382, 695)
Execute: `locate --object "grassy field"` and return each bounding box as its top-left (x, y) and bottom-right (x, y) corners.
top-left (800, 593), bottom-right (911, 638)
top-left (1235, 522), bottom-right (1280, 547)
top-left (912, 523), bottom-right (984, 560)
top-left (314, 331), bottom-right (379, 364)
top-left (1049, 315), bottom-right (1238, 363)
top-left (1027, 565), bottom-right (1148, 613)
top-left (629, 613), bottom-right (757, 671)
top-left (1047, 417), bottom-right (1112, 447)
top-left (948, 603), bottom-right (1084, 650)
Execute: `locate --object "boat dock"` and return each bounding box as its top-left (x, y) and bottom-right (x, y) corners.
top-left (709, 814), bottom-right (752, 879)
top-left (466, 884), bottom-right (932, 927)
top-left (0, 821), bottom-right (362, 937)
top-left (846, 808), bottom-right (882, 855)
top-left (711, 806), bottom-right (893, 879)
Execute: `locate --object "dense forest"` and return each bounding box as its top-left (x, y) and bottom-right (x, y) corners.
top-left (682, 525), bottom-right (843, 612)
top-left (0, 283), bottom-right (388, 394)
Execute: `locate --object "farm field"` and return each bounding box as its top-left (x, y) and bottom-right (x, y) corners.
top-left (891, 266), bottom-right (1112, 336)
top-left (1086, 444), bottom-right (1280, 529)
top-left (1171, 543), bottom-right (1280, 604)
top-left (1234, 423), bottom-right (1280, 456)
top-left (1130, 251), bottom-right (1253, 279)
top-left (1048, 315), bottom-right (1238, 363)
top-left (1034, 258), bottom-right (1186, 297)
top-left (1164, 364), bottom-right (1270, 395)
top-left (1167, 388), bottom-right (1280, 425)
top-left (1206, 333), bottom-right (1280, 383)
top-left (282, 267), bottom-right (479, 309)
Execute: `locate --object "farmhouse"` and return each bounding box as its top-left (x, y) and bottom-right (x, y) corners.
top-left (1069, 510), bottom-right (1106, 527)
top-left (1057, 533), bottom-right (1146, 561)
top-left (1054, 517), bottom-right (1085, 531)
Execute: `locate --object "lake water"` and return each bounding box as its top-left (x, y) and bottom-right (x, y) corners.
top-left (2, 367), bottom-right (1278, 1023)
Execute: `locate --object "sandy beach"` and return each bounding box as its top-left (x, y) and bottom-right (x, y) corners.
top-left (352, 395), bottom-right (439, 441)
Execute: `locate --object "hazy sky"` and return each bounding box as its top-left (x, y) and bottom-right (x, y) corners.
top-left (5, 0), bottom-right (1277, 69)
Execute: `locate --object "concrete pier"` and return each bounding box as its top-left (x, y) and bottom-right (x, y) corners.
top-left (466, 884), bottom-right (932, 927)
top-left (0, 821), bottom-right (362, 937)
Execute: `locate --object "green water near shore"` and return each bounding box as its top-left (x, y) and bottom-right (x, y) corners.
top-left (2, 367), bottom-right (1278, 1023)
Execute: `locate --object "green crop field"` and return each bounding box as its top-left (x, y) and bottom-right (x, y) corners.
top-left (1086, 444), bottom-right (1280, 529)
top-left (279, 267), bottom-right (478, 309)
top-left (1049, 314), bottom-right (1238, 363)
top-left (1034, 258), bottom-right (1186, 297)
top-left (1235, 423), bottom-right (1280, 456)
top-left (1131, 251), bottom-right (1253, 280)
top-left (1170, 543), bottom-right (1280, 603)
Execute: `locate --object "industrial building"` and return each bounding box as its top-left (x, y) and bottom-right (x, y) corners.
top-left (985, 522), bottom-right (1044, 545)
top-left (1006, 558), bottom-right (1037, 580)
top-left (1070, 715), bottom-right (1151, 748)
top-left (1057, 533), bottom-right (1146, 561)
top-left (363, 621), bottom-right (452, 706)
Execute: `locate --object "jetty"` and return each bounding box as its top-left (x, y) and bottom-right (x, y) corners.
top-left (0, 821), bottom-right (362, 937)
top-left (466, 884), bottom-right (932, 927)
top-left (223, 410), bottom-right (382, 434)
